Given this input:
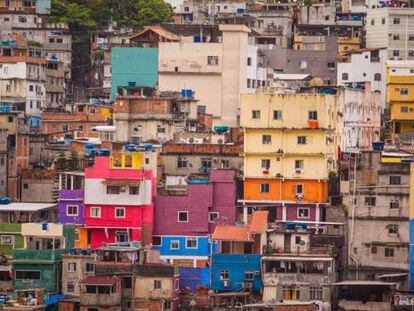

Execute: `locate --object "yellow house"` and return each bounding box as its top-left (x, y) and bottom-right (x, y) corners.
top-left (386, 61), bottom-right (414, 143)
top-left (240, 92), bottom-right (341, 210)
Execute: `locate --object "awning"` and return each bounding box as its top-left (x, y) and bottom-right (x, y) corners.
top-left (378, 273), bottom-right (408, 279)
top-left (101, 179), bottom-right (140, 186)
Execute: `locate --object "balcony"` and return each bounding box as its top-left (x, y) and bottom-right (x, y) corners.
top-left (13, 248), bottom-right (66, 261)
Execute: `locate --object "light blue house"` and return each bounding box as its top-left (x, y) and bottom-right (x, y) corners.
top-left (110, 47), bottom-right (158, 100)
top-left (152, 235), bottom-right (219, 267)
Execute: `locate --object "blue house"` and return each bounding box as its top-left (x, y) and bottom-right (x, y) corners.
top-left (210, 211), bottom-right (268, 292)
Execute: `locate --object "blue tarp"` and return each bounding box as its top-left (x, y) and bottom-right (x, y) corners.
top-left (179, 267), bottom-right (210, 292)
top-left (45, 294), bottom-right (66, 306)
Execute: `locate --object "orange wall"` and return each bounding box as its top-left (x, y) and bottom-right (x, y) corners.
top-left (74, 227), bottom-right (88, 248)
top-left (243, 178), bottom-right (328, 203)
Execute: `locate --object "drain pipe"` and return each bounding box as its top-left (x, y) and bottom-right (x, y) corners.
top-left (348, 152), bottom-right (359, 279)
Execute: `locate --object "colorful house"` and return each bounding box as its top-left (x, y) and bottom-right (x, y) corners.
top-left (12, 223), bottom-right (75, 295)
top-left (239, 92), bottom-right (341, 224)
top-left (210, 211), bottom-right (268, 293)
top-left (153, 170), bottom-right (236, 267)
top-left (84, 152), bottom-right (155, 249)
top-left (58, 171), bottom-right (85, 225)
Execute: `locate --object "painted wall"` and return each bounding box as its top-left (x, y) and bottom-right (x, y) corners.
top-left (58, 189), bottom-right (85, 224)
top-left (110, 47), bottom-right (158, 100)
top-left (211, 254), bottom-right (262, 292)
top-left (87, 227), bottom-right (141, 249)
top-left (13, 262), bottom-right (61, 294)
top-left (0, 223), bottom-right (23, 256)
top-left (179, 267), bottom-right (210, 291)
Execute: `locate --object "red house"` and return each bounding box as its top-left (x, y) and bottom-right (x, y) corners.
top-left (84, 152), bottom-right (155, 248)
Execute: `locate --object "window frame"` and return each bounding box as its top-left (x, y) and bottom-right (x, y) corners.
top-left (186, 237), bottom-right (198, 249)
top-left (90, 207), bottom-right (101, 218)
top-left (115, 231), bottom-right (129, 243)
top-left (297, 208), bottom-right (310, 219)
top-left (115, 207), bottom-right (126, 219)
top-left (209, 212), bottom-right (219, 223)
top-left (66, 204), bottom-right (79, 216)
top-left (252, 110), bottom-right (261, 119)
top-left (273, 110), bottom-right (282, 120)
top-left (220, 270), bottom-right (229, 280)
top-left (170, 240), bottom-right (180, 250)
top-left (178, 211), bottom-right (189, 223)
top-left (260, 183), bottom-right (270, 193)
top-left (67, 262), bottom-right (77, 272)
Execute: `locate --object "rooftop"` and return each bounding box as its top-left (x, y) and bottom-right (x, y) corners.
top-left (0, 202), bottom-right (56, 212)
top-left (250, 211), bottom-right (269, 234)
top-left (211, 225), bottom-right (253, 242)
top-left (80, 276), bottom-right (120, 286)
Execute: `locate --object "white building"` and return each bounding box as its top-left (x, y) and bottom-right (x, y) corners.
top-left (337, 48), bottom-right (387, 109)
top-left (366, 8), bottom-right (414, 60)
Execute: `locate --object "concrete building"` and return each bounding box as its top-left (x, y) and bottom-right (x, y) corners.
top-left (0, 129), bottom-right (7, 197)
top-left (113, 92), bottom-right (197, 145)
top-left (20, 169), bottom-right (56, 202)
top-left (386, 60), bottom-right (414, 144)
top-left (366, 8), bottom-right (414, 60)
top-left (58, 171), bottom-right (85, 225)
top-left (158, 24), bottom-right (265, 127)
top-left (340, 82), bottom-right (381, 153)
top-left (240, 92), bottom-right (341, 224)
top-left (337, 48), bottom-right (387, 109)
top-left (342, 151), bottom-right (410, 289)
top-left (61, 253), bottom-right (96, 297)
top-left (263, 37), bottom-right (338, 86)
top-left (79, 276), bottom-right (121, 311)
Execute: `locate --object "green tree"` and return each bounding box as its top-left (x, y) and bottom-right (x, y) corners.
top-left (133, 0), bottom-right (172, 27)
top-left (55, 151), bottom-right (67, 171)
top-left (67, 151), bottom-right (79, 171)
top-left (48, 0), bottom-right (96, 29)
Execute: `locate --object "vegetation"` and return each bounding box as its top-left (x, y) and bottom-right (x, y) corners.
top-left (67, 151), bottom-right (79, 171)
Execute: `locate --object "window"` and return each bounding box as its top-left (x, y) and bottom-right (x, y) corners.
top-left (393, 18), bottom-right (400, 24)
top-left (245, 271), bottom-right (254, 281)
top-left (388, 224), bottom-right (398, 235)
top-left (129, 186), bottom-right (139, 195)
top-left (186, 237), bottom-right (197, 249)
top-left (310, 286), bottom-right (323, 301)
top-left (29, 85), bottom-right (34, 92)
top-left (163, 300), bottom-right (172, 310)
top-left (295, 236), bottom-right (302, 244)
top-left (409, 50), bottom-right (414, 57)
top-left (393, 50), bottom-right (400, 57)
top-left (262, 135), bottom-right (271, 144)
top-left (400, 88), bottom-right (409, 95)
top-left (201, 158), bottom-right (212, 169)
top-left (67, 262), bottom-right (76, 272)
top-left (308, 111), bottom-right (318, 120)
top-left (18, 16), bottom-right (27, 23)
top-left (115, 231), bottom-right (128, 243)
top-left (7, 116), bottom-right (13, 123)
top-left (247, 57), bottom-right (252, 66)
top-left (154, 280), bottom-right (162, 290)
top-left (157, 125), bottom-right (166, 134)
top-left (389, 175), bottom-right (401, 185)
top-left (393, 34), bottom-right (400, 40)
top-left (74, 230), bottom-right (80, 241)
top-left (342, 73), bottom-right (348, 80)
top-left (374, 73), bottom-right (381, 81)
top-left (410, 35), bottom-right (414, 41)
top-left (365, 197), bottom-right (376, 206)
top-left (401, 106), bottom-right (409, 113)
top-left (283, 285), bottom-right (300, 300)
top-left (1, 235), bottom-right (12, 245)
top-left (385, 247), bottom-right (394, 257)
top-left (220, 271), bottom-right (229, 280)
top-left (221, 159), bottom-right (230, 168)
top-left (23, 184), bottom-right (28, 189)
top-left (86, 263), bottom-right (94, 272)
top-left (207, 56), bottom-right (219, 66)
top-left (382, 18), bottom-right (386, 24)
top-left (295, 160), bottom-right (304, 170)
top-left (298, 208), bottom-right (310, 219)
top-left (295, 184), bottom-right (304, 195)
top-left (273, 110), bottom-right (282, 120)
top-left (16, 271), bottom-right (40, 280)
top-left (115, 207), bottom-right (125, 218)
top-left (327, 62), bottom-right (335, 69)
top-left (260, 183), bottom-right (270, 193)
top-left (297, 136), bottom-right (307, 145)
top-left (390, 200), bottom-right (399, 209)
top-left (170, 240), bottom-right (179, 250)
top-left (66, 205), bottom-right (78, 216)
top-left (209, 212), bottom-right (219, 223)
top-left (107, 186), bottom-right (120, 194)
top-left (90, 207), bottom-right (101, 218)
top-left (5, 85), bottom-right (11, 93)
top-left (67, 282), bottom-right (75, 292)
top-left (247, 79), bottom-right (251, 88)
top-left (252, 110), bottom-right (261, 119)
top-left (261, 159), bottom-right (270, 169)
top-left (153, 236), bottom-right (161, 246)
top-left (177, 157), bottom-right (188, 168)
top-left (371, 246), bottom-right (377, 254)
top-left (178, 211), bottom-right (188, 222)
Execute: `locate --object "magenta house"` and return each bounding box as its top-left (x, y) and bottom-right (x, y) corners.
top-left (153, 169), bottom-right (237, 267)
top-left (58, 172), bottom-right (85, 225)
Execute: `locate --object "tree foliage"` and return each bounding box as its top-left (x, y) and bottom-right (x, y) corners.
top-left (49, 0), bottom-right (96, 29)
top-left (67, 151), bottom-right (79, 171)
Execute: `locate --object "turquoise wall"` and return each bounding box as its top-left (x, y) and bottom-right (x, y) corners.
top-left (110, 47), bottom-right (159, 100)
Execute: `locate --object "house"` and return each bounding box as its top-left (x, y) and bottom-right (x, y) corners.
top-left (79, 276), bottom-right (121, 311)
top-left (210, 211), bottom-right (268, 293)
top-left (0, 202), bottom-right (57, 223)
top-left (153, 169), bottom-right (236, 267)
top-left (239, 92), bottom-right (341, 224)
top-left (12, 223), bottom-right (75, 294)
top-left (58, 171), bottom-right (85, 225)
top-left (84, 152), bottom-right (155, 248)
top-left (20, 169), bottom-right (56, 203)
top-left (61, 252), bottom-right (96, 297)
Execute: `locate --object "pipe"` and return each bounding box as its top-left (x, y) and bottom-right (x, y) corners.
top-left (348, 152), bottom-right (359, 279)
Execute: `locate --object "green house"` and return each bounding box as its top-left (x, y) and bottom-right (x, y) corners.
top-left (0, 223), bottom-right (23, 256)
top-left (12, 223), bottom-right (75, 294)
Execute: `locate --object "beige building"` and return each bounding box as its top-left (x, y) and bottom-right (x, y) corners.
top-left (61, 253), bottom-right (96, 297)
top-left (159, 24), bottom-right (259, 127)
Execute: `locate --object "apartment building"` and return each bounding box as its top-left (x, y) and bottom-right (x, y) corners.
top-left (240, 92), bottom-right (341, 224)
top-left (366, 8), bottom-right (414, 60)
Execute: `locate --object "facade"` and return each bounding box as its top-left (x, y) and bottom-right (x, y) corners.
top-left (366, 8), bottom-right (414, 60)
top-left (79, 276), bottom-right (121, 311)
top-left (337, 48), bottom-right (387, 109)
top-left (0, 129), bottom-right (7, 197)
top-left (342, 151), bottom-right (410, 289)
top-left (386, 60), bottom-right (414, 144)
top-left (340, 82), bottom-right (381, 152)
top-left (113, 92), bottom-right (197, 144)
top-left (240, 92), bottom-right (341, 224)
top-left (12, 223), bottom-right (75, 294)
top-left (84, 153), bottom-right (155, 248)
top-left (58, 171), bottom-right (85, 225)
top-left (0, 223), bottom-right (23, 256)
top-left (20, 169), bottom-right (56, 202)
top-left (154, 169), bottom-right (236, 266)
top-left (61, 253), bottom-right (96, 297)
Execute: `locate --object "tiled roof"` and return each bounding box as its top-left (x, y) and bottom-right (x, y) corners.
top-left (250, 211), bottom-right (268, 234)
top-left (129, 26), bottom-right (181, 42)
top-left (80, 276), bottom-right (119, 286)
top-left (211, 225), bottom-right (253, 242)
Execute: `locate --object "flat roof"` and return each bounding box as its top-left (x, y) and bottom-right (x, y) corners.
top-left (333, 281), bottom-right (396, 286)
top-left (274, 73), bottom-right (311, 80)
top-left (0, 202), bottom-right (56, 212)
top-left (262, 256), bottom-right (333, 261)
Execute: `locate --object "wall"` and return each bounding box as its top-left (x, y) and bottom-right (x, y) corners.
top-left (179, 267), bottom-right (210, 291)
top-left (58, 190), bottom-right (85, 224)
top-left (61, 255), bottom-right (95, 297)
top-left (133, 275), bottom-right (174, 299)
top-left (13, 262), bottom-right (61, 293)
top-left (0, 223), bottom-right (23, 256)
top-left (110, 47), bottom-right (158, 100)
top-left (21, 178), bottom-right (54, 202)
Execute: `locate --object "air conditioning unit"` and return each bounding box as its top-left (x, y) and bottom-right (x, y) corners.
top-left (223, 280), bottom-right (230, 288)
top-left (295, 169), bottom-right (302, 174)
top-left (295, 193), bottom-right (304, 200)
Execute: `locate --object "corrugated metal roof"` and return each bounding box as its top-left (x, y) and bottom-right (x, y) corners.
top-left (0, 203), bottom-right (56, 212)
top-left (274, 73), bottom-right (311, 80)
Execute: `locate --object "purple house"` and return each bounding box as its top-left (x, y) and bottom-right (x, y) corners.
top-left (152, 169), bottom-right (236, 267)
top-left (58, 172), bottom-right (85, 225)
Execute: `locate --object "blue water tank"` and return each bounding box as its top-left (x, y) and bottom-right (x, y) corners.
top-left (84, 144), bottom-right (96, 151)
top-left (97, 149), bottom-right (110, 157)
top-left (186, 89), bottom-right (193, 97)
top-left (372, 141), bottom-right (384, 151)
top-left (0, 197), bottom-right (11, 205)
top-left (125, 144), bottom-right (138, 152)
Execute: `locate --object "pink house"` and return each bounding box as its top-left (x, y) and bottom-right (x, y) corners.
top-left (84, 153), bottom-right (155, 249)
